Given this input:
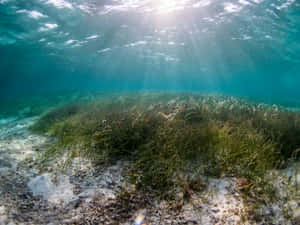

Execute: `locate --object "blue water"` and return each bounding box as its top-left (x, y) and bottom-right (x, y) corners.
top-left (0, 0), bottom-right (299, 103)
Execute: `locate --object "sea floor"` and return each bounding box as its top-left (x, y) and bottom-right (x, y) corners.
top-left (0, 103), bottom-right (300, 224)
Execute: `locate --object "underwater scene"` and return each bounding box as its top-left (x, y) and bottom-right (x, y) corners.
top-left (1, 0), bottom-right (300, 224)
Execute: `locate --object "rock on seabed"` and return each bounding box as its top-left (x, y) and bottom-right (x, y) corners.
top-left (28, 173), bottom-right (76, 205)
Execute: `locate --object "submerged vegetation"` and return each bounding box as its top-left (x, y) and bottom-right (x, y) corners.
top-left (31, 93), bottom-right (300, 202)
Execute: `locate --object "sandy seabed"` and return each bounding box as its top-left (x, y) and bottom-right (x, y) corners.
top-left (0, 115), bottom-right (299, 225)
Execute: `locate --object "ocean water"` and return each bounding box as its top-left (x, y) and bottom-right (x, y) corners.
top-left (0, 0), bottom-right (299, 104)
top-left (1, 1), bottom-right (300, 224)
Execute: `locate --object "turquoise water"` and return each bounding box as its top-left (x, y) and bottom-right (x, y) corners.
top-left (1, 2), bottom-right (300, 223)
top-left (0, 0), bottom-right (299, 103)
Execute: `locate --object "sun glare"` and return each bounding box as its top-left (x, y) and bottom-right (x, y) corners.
top-left (153, 0), bottom-right (187, 14)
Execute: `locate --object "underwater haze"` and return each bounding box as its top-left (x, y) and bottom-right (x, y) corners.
top-left (0, 0), bottom-right (300, 102)
top-left (3, 1), bottom-right (300, 224)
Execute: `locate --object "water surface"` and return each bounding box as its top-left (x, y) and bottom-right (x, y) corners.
top-left (0, 0), bottom-right (299, 103)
